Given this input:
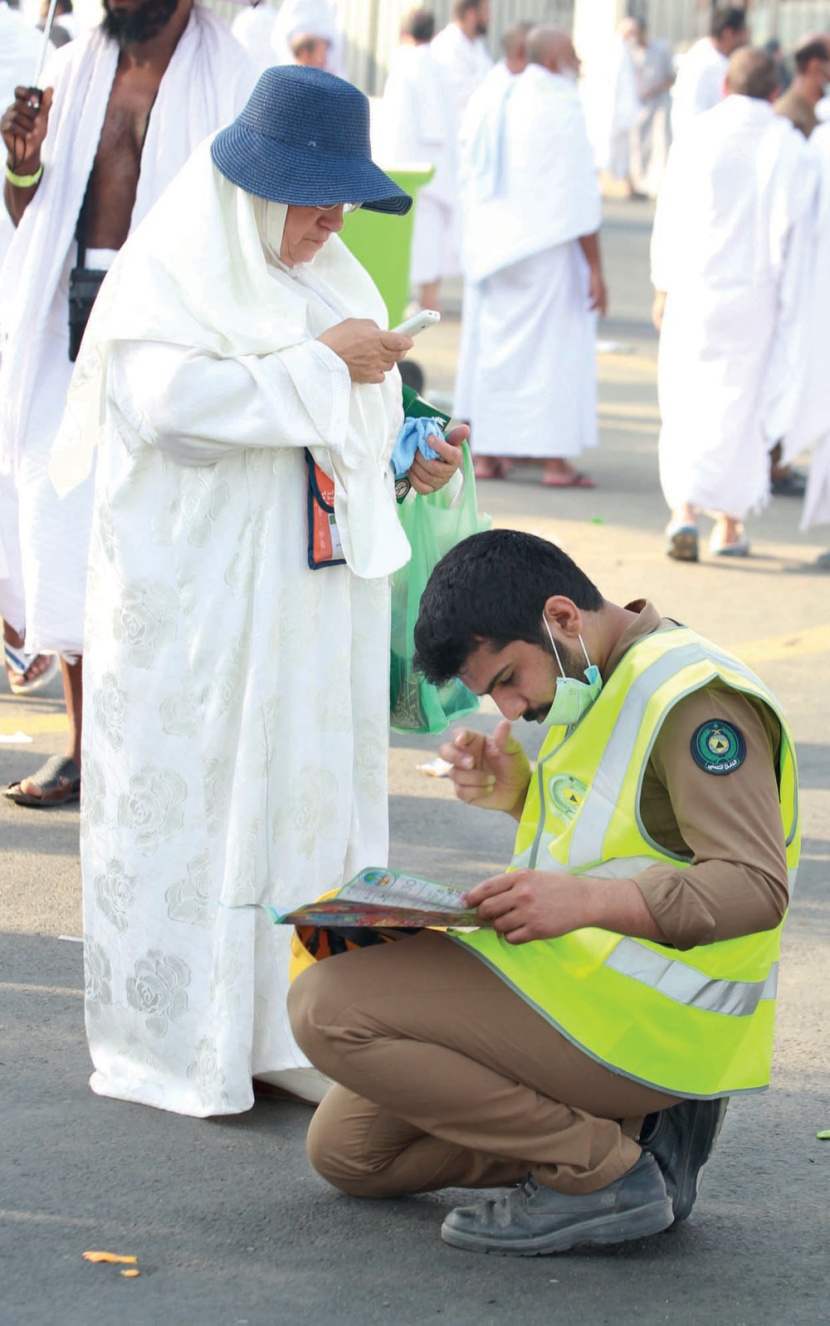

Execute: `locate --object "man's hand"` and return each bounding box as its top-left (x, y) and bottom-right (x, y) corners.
top-left (588, 267), bottom-right (608, 316)
top-left (463, 868), bottom-right (592, 944)
top-left (2, 86), bottom-right (53, 176)
top-left (437, 719), bottom-right (531, 818)
top-left (463, 869), bottom-right (666, 946)
top-left (407, 423), bottom-right (467, 494)
top-left (317, 318), bottom-right (413, 384)
top-left (652, 291), bottom-right (667, 332)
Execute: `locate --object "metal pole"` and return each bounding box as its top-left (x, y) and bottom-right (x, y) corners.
top-left (32, 0), bottom-right (60, 91)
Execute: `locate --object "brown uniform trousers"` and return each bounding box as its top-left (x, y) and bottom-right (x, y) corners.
top-left (288, 930), bottom-right (680, 1198)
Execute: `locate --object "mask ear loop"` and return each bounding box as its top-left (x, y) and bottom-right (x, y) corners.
top-left (542, 614), bottom-right (566, 680)
top-left (577, 634), bottom-right (592, 669)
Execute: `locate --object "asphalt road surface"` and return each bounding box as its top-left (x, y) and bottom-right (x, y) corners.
top-left (2, 199), bottom-right (829, 1326)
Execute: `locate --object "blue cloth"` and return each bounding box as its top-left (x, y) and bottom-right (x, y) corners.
top-left (391, 415), bottom-right (444, 478)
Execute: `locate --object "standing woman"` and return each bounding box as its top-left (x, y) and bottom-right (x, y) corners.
top-left (51, 67), bottom-right (464, 1116)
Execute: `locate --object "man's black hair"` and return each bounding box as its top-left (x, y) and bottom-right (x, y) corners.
top-left (453, 0), bottom-right (484, 19)
top-left (794, 37), bottom-right (830, 74)
top-left (403, 6), bottom-right (435, 43)
top-left (413, 529), bottom-right (604, 685)
top-left (710, 6), bottom-right (747, 39)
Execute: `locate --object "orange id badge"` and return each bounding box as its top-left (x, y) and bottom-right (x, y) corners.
top-left (306, 451), bottom-right (347, 569)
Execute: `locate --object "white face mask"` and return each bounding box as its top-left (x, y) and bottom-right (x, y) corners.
top-left (538, 615), bottom-right (603, 729)
top-left (560, 64), bottom-right (579, 84)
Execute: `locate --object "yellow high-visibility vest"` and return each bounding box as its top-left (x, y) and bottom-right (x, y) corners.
top-left (451, 626), bottom-right (799, 1098)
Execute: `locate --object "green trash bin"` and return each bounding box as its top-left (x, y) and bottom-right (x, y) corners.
top-left (341, 166), bottom-right (435, 327)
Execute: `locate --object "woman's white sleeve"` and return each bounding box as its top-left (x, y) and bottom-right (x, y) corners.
top-left (110, 339), bottom-right (352, 465)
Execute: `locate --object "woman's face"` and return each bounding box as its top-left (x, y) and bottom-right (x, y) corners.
top-left (280, 204), bottom-right (345, 266)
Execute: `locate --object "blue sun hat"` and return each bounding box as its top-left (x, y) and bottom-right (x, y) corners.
top-left (211, 65), bottom-right (412, 215)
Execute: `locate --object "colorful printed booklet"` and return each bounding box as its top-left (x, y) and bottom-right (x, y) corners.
top-left (262, 867), bottom-right (482, 929)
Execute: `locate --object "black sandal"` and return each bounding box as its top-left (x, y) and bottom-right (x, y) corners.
top-left (4, 755), bottom-right (81, 808)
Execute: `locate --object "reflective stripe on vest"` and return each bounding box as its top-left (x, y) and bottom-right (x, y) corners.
top-left (604, 937), bottom-right (779, 1017)
top-left (452, 626), bottom-right (800, 1098)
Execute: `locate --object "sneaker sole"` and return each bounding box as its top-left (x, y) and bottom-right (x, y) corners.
top-left (440, 1196), bottom-right (675, 1256)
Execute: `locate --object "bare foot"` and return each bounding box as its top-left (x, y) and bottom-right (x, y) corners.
top-left (4, 633), bottom-right (60, 694)
top-left (541, 460), bottom-right (595, 489)
top-left (474, 457), bottom-right (511, 480)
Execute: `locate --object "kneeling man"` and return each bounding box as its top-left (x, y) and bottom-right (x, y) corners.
top-left (288, 529), bottom-right (797, 1255)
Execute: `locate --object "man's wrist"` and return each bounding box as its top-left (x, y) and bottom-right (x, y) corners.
top-left (580, 875), bottom-right (666, 942)
top-left (508, 778), bottom-right (531, 821)
top-left (5, 158), bottom-right (42, 188)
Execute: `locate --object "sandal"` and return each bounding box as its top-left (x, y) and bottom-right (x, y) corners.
top-left (541, 470), bottom-right (596, 489)
top-left (4, 754), bottom-right (81, 808)
top-left (770, 468), bottom-right (807, 497)
top-left (473, 458), bottom-right (511, 480)
top-left (664, 522), bottom-right (699, 563)
top-left (4, 641), bottom-right (60, 696)
top-left (708, 527), bottom-right (750, 558)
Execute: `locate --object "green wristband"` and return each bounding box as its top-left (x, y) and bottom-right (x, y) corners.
top-left (5, 161), bottom-right (43, 188)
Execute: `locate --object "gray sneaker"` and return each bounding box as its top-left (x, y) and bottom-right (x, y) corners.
top-left (440, 1152), bottom-right (674, 1256)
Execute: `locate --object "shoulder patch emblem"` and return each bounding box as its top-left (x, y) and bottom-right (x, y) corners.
top-left (691, 720), bottom-right (746, 775)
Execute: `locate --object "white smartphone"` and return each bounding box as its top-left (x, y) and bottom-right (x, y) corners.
top-left (391, 309), bottom-right (441, 337)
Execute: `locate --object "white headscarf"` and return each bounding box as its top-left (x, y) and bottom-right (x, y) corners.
top-left (50, 138), bottom-right (410, 578)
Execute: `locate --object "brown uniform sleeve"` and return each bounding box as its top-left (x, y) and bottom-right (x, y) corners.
top-left (632, 684), bottom-right (789, 950)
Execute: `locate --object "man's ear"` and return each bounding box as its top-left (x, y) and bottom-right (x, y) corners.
top-left (542, 596), bottom-right (582, 638)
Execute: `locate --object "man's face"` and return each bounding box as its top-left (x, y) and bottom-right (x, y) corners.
top-left (620, 18), bottom-right (643, 46)
top-left (813, 45), bottom-right (830, 92)
top-left (280, 203), bottom-right (345, 266)
top-left (295, 37), bottom-right (330, 68)
top-left (103, 0), bottom-right (179, 43)
top-left (563, 39), bottom-right (581, 78)
top-left (722, 24), bottom-right (749, 56)
top-left (458, 635), bottom-right (585, 725)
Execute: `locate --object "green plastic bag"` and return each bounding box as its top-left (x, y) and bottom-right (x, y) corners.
top-left (390, 441), bottom-right (491, 734)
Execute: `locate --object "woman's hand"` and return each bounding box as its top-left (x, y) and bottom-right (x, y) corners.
top-left (317, 318), bottom-right (413, 384)
top-left (407, 423), bottom-right (467, 495)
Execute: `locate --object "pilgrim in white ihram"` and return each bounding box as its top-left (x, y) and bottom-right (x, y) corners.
top-left (652, 80), bottom-right (817, 559)
top-left (459, 32), bottom-right (603, 486)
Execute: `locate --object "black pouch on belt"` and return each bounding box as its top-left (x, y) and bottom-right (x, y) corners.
top-left (68, 267), bottom-right (107, 362)
top-left (67, 179), bottom-right (107, 363)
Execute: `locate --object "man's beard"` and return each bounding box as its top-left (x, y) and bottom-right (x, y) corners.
top-left (476, 18), bottom-right (488, 36)
top-left (103, 0), bottom-right (179, 43)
